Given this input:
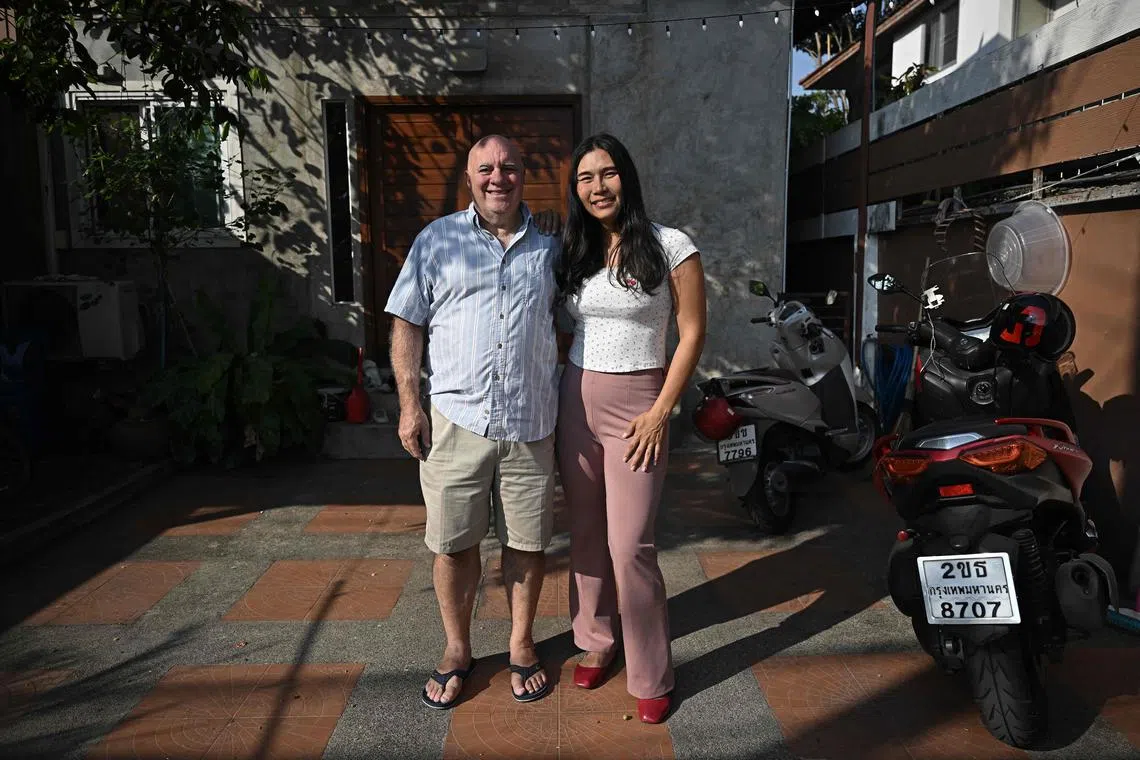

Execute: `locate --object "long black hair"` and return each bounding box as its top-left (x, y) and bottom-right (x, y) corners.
top-left (556, 133), bottom-right (667, 300)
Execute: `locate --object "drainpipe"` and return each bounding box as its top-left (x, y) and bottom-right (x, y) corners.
top-left (780, 0), bottom-right (796, 292)
top-left (854, 1), bottom-right (876, 346)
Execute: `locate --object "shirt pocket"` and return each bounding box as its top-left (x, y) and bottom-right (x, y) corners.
top-left (525, 248), bottom-right (557, 314)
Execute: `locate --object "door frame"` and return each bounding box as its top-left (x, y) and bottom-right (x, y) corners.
top-left (354, 94), bottom-right (582, 360)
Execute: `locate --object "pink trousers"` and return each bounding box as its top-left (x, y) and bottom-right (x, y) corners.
top-left (557, 363), bottom-right (674, 699)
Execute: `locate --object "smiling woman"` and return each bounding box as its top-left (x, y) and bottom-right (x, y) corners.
top-left (554, 132), bottom-right (707, 725)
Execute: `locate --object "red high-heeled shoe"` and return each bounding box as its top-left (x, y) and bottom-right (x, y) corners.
top-left (572, 654), bottom-right (616, 689)
top-left (637, 693), bottom-right (672, 724)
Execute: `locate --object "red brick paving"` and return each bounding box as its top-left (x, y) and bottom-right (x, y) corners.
top-left (224, 559), bottom-right (414, 621)
top-left (23, 562), bottom-right (199, 625)
top-left (158, 507), bottom-right (262, 536)
top-left (443, 659), bottom-right (673, 760)
top-left (304, 505), bottom-right (426, 534)
top-left (0, 670), bottom-right (74, 722)
top-left (86, 663), bottom-right (362, 760)
top-left (754, 652), bottom-right (1026, 760)
top-left (697, 548), bottom-right (890, 615)
top-left (1056, 647), bottom-right (1140, 747)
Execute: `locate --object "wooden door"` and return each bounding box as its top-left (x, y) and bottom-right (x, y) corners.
top-left (363, 98), bottom-right (579, 358)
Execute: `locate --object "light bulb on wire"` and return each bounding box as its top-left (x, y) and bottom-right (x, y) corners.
top-left (738, 15), bottom-right (744, 28)
top-left (627, 23), bottom-right (632, 36)
top-left (701, 18), bottom-right (707, 31)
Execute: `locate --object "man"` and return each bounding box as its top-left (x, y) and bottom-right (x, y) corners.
top-left (386, 135), bottom-right (560, 709)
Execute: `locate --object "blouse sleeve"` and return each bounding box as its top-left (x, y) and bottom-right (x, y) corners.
top-left (661, 227), bottom-right (699, 271)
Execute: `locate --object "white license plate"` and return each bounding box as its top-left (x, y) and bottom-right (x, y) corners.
top-left (717, 424), bottom-right (758, 464)
top-left (918, 552), bottom-right (1021, 625)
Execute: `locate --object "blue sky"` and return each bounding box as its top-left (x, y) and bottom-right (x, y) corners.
top-left (791, 49), bottom-right (816, 95)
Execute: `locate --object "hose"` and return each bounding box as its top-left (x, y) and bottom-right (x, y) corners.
top-left (862, 335), bottom-right (913, 433)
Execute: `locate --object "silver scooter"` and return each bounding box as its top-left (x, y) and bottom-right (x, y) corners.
top-left (693, 280), bottom-right (878, 533)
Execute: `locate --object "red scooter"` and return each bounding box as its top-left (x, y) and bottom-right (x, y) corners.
top-left (868, 262), bottom-right (1118, 749)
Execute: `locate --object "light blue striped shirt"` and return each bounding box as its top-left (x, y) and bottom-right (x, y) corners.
top-left (384, 203), bottom-right (560, 442)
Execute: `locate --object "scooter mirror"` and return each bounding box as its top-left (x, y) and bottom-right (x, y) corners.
top-left (867, 273), bottom-right (902, 293)
top-left (749, 280), bottom-right (771, 298)
top-left (825, 289), bottom-right (838, 305)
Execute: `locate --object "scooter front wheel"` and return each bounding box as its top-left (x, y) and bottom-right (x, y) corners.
top-left (744, 458), bottom-right (795, 534)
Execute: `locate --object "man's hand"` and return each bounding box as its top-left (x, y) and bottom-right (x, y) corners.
top-left (532, 209), bottom-right (563, 236)
top-left (398, 405), bottom-right (432, 460)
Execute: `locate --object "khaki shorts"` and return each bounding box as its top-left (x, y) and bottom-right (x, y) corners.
top-left (420, 406), bottom-right (555, 554)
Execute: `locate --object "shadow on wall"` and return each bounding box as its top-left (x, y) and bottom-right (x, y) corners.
top-left (62, 11), bottom-right (571, 357)
top-left (241, 15), bottom-right (567, 353)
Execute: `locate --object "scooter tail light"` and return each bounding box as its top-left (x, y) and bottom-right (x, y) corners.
top-left (938, 483), bottom-right (975, 498)
top-left (960, 439), bottom-right (1048, 474)
top-left (879, 454), bottom-right (929, 481)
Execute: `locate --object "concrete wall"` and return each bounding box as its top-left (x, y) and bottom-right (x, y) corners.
top-left (59, 0), bottom-right (791, 379)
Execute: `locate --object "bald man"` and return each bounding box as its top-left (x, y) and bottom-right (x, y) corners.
top-left (386, 135), bottom-right (559, 709)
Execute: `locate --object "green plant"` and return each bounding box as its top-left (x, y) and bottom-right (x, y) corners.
top-left (79, 106), bottom-right (294, 367)
top-left (145, 278), bottom-right (352, 467)
top-left (1, 0), bottom-right (268, 130)
top-left (790, 92), bottom-right (849, 152)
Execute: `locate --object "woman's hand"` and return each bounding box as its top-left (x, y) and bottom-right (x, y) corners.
top-left (622, 407), bottom-right (669, 472)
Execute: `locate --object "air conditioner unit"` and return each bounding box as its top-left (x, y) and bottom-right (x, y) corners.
top-left (2, 279), bottom-right (144, 361)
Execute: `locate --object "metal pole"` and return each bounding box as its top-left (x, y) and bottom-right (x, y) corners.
top-left (854, 0), bottom-right (877, 346)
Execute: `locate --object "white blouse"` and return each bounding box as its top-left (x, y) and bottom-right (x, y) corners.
top-left (565, 224), bottom-right (698, 373)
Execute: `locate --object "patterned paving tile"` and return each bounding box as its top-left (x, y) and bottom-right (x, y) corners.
top-left (0, 669), bottom-right (74, 722)
top-left (23, 562), bottom-right (199, 625)
top-left (303, 504), bottom-right (426, 534)
top-left (697, 548), bottom-right (889, 615)
top-left (224, 560), bottom-right (413, 621)
top-left (86, 664), bottom-right (362, 760)
top-left (477, 551), bottom-right (571, 620)
top-left (443, 660), bottom-right (672, 759)
top-left (663, 488), bottom-right (752, 529)
top-left (754, 652), bottom-right (1027, 760)
top-left (157, 507), bottom-right (262, 536)
top-left (1056, 647), bottom-right (1140, 748)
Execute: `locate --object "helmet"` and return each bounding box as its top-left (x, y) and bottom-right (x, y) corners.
top-left (989, 293), bottom-right (1075, 360)
top-left (692, 396), bottom-right (740, 441)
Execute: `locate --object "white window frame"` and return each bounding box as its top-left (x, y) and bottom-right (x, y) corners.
top-left (62, 81), bottom-right (245, 249)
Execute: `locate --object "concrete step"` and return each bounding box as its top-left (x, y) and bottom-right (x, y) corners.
top-left (322, 421), bottom-right (409, 460)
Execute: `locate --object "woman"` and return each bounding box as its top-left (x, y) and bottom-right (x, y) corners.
top-left (555, 133), bottom-right (707, 724)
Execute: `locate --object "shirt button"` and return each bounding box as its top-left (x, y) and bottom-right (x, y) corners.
top-left (493, 373), bottom-right (499, 380)
top-left (497, 343), bottom-right (503, 349)
top-left (499, 313), bottom-right (504, 319)
top-left (501, 285), bottom-right (507, 291)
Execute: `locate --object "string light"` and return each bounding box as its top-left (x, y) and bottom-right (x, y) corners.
top-left (260, 9), bottom-right (822, 43)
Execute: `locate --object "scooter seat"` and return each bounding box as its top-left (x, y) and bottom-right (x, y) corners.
top-left (724, 367), bottom-right (803, 383)
top-left (896, 418), bottom-right (1028, 451)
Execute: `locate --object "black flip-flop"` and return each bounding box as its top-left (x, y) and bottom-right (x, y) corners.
top-left (509, 662), bottom-right (552, 703)
top-left (421, 658), bottom-right (477, 710)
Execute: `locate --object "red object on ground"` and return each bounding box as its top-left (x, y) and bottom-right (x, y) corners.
top-left (345, 347), bottom-right (371, 423)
